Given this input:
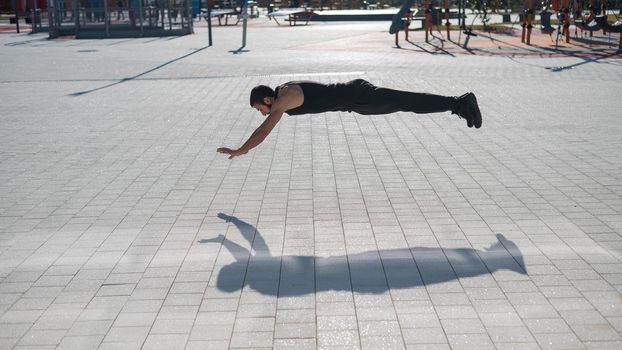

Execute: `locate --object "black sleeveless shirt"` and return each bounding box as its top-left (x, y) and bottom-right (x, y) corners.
top-left (276, 81), bottom-right (357, 116)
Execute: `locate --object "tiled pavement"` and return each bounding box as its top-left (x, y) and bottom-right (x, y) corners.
top-left (1, 20), bottom-right (622, 350)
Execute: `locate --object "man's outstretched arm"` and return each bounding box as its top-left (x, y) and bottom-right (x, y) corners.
top-left (217, 85), bottom-right (303, 159)
top-left (217, 110), bottom-right (284, 159)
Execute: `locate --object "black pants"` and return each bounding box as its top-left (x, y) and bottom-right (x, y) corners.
top-left (345, 79), bottom-right (457, 115)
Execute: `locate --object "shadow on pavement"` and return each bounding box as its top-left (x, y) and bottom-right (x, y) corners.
top-left (69, 44), bottom-right (212, 96)
top-left (200, 213), bottom-right (527, 296)
top-left (229, 46), bottom-right (250, 54)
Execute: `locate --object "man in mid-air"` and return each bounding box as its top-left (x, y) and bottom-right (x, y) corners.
top-left (217, 79), bottom-right (482, 159)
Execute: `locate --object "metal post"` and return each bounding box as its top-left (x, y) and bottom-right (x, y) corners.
top-left (30, 0), bottom-right (35, 33)
top-left (424, 0), bottom-right (431, 43)
top-left (138, 0), bottom-right (144, 34)
top-left (461, 0), bottom-right (466, 28)
top-left (241, 0), bottom-right (248, 47)
top-left (207, 0), bottom-right (212, 45)
top-left (47, 0), bottom-right (54, 38)
top-left (444, 0), bottom-right (450, 40)
top-left (182, 0), bottom-right (186, 29)
top-left (75, 0), bottom-right (80, 35)
top-left (104, 0), bottom-right (110, 36)
top-left (189, 0), bottom-right (193, 32)
top-left (10, 0), bottom-right (18, 32)
top-left (458, 0), bottom-right (463, 29)
top-left (37, 0), bottom-right (41, 27)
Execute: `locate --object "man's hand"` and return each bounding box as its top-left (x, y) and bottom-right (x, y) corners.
top-left (217, 147), bottom-right (247, 159)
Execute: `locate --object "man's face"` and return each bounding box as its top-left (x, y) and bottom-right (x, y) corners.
top-left (253, 103), bottom-right (271, 116)
top-left (252, 97), bottom-right (272, 116)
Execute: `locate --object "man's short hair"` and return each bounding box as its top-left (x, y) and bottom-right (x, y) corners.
top-left (250, 85), bottom-right (275, 107)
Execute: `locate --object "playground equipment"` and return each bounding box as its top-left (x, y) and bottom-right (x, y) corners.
top-left (533, 0), bottom-right (620, 49)
top-left (390, 0), bottom-right (621, 50)
top-left (390, 0), bottom-right (415, 34)
top-left (538, 0), bottom-right (570, 45)
top-left (391, 0), bottom-right (466, 45)
top-left (575, 1), bottom-right (621, 34)
top-left (457, 0), bottom-right (488, 49)
top-left (521, 0), bottom-right (537, 44)
top-left (560, 0), bottom-right (571, 43)
top-left (424, 0), bottom-right (433, 42)
top-left (393, 9), bottom-right (413, 45)
top-left (573, 0), bottom-right (622, 49)
top-left (444, 0), bottom-right (451, 39)
top-left (576, 0), bottom-right (603, 36)
top-left (539, 10), bottom-right (555, 34)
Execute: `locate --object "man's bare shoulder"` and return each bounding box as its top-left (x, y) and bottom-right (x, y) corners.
top-left (277, 83), bottom-right (303, 97)
top-left (274, 83), bottom-right (304, 112)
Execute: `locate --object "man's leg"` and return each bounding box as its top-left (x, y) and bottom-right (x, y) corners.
top-left (350, 81), bottom-right (482, 128)
top-left (366, 87), bottom-right (458, 114)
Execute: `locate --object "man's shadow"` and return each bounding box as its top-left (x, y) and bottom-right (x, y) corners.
top-left (200, 213), bottom-right (527, 296)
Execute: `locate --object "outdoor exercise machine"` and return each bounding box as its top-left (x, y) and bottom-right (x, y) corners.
top-left (391, 0), bottom-right (465, 45)
top-left (575, 1), bottom-right (621, 34)
top-left (394, 9), bottom-right (413, 45)
top-left (424, 0), bottom-right (433, 42)
top-left (558, 0), bottom-right (571, 43)
top-left (573, 0), bottom-right (622, 49)
top-left (443, 0), bottom-right (451, 39)
top-left (525, 0), bottom-right (573, 46)
top-left (521, 0), bottom-right (537, 44)
top-left (539, 0), bottom-right (571, 44)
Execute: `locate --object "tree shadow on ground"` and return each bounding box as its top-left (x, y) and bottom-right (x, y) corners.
top-left (200, 213), bottom-right (527, 296)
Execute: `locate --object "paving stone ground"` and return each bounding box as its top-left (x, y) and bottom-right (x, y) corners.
top-left (1, 19), bottom-right (622, 350)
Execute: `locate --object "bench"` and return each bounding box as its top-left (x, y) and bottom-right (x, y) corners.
top-left (267, 8), bottom-right (316, 26)
top-left (200, 8), bottom-right (241, 26)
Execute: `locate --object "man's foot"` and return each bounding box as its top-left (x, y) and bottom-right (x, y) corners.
top-left (389, 0), bottom-right (415, 34)
top-left (453, 92), bottom-right (482, 128)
